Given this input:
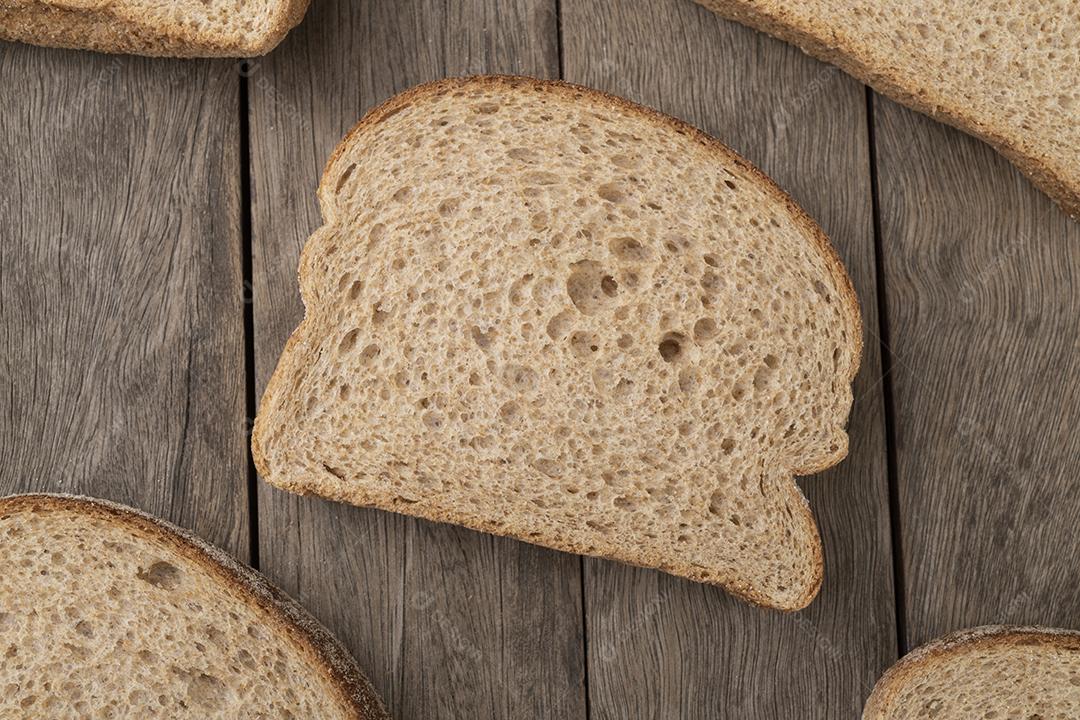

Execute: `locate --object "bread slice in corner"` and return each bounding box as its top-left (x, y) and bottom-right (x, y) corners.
top-left (252, 76), bottom-right (863, 611)
top-left (694, 0), bottom-right (1080, 217)
top-left (864, 625), bottom-right (1080, 718)
top-left (0, 493), bottom-right (388, 719)
top-left (0, 0), bottom-right (309, 57)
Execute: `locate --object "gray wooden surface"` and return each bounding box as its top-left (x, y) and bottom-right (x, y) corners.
top-left (0, 48), bottom-right (249, 558)
top-left (873, 95), bottom-right (1080, 649)
top-left (2, 0), bottom-right (1077, 717)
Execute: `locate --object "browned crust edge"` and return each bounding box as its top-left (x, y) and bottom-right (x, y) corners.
top-left (0, 0), bottom-right (311, 57)
top-left (863, 625), bottom-right (1080, 718)
top-left (254, 75), bottom-right (864, 612)
top-left (694, 0), bottom-right (1080, 218)
top-left (0, 493), bottom-right (389, 720)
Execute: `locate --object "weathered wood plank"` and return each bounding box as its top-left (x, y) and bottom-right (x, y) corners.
top-left (561, 1), bottom-right (897, 715)
top-left (874, 96), bottom-right (1080, 650)
top-left (248, 2), bottom-right (585, 717)
top-left (0, 45), bottom-right (248, 557)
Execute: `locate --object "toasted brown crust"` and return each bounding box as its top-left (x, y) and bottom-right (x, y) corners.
top-left (0, 493), bottom-right (388, 720)
top-left (863, 625), bottom-right (1080, 718)
top-left (694, 0), bottom-right (1080, 218)
top-left (0, 0), bottom-right (310, 57)
top-left (254, 75), bottom-right (863, 611)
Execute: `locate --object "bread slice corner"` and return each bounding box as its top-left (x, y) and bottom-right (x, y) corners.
top-left (0, 493), bottom-right (387, 718)
top-left (864, 625), bottom-right (1080, 718)
top-left (694, 0), bottom-right (1080, 218)
top-left (0, 0), bottom-right (310, 57)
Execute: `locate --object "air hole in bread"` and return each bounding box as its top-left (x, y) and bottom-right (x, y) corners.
top-left (658, 332), bottom-right (684, 362)
top-left (569, 331), bottom-right (600, 357)
top-left (566, 260), bottom-right (616, 315)
top-left (371, 304), bottom-right (390, 325)
top-left (470, 325), bottom-right (495, 350)
top-left (596, 183), bottom-right (625, 203)
top-left (585, 519), bottom-right (610, 533)
top-left (501, 364), bottom-right (538, 393)
top-left (367, 223), bottom-right (386, 249)
top-left (507, 147), bottom-right (539, 163)
top-left (533, 458), bottom-right (562, 477)
top-left (359, 344), bottom-right (380, 364)
top-left (136, 561), bottom-right (181, 591)
top-left (321, 463), bottom-right (345, 480)
top-left (753, 359), bottom-right (778, 391)
top-left (693, 318), bottom-right (719, 342)
top-left (338, 329), bottom-right (359, 353)
top-left (678, 368), bottom-right (698, 393)
top-left (613, 378), bottom-right (634, 399)
top-left (701, 271), bottom-right (722, 293)
top-left (499, 401), bottom-right (520, 421)
top-left (334, 163), bottom-right (356, 194)
top-left (524, 170), bottom-right (559, 186)
top-left (609, 236), bottom-right (650, 263)
top-left (437, 197), bottom-right (461, 216)
top-left (546, 311), bottom-right (573, 340)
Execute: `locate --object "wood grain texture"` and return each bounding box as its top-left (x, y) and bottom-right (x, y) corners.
top-left (561, 1), bottom-right (897, 716)
top-left (0, 44), bottom-right (248, 557)
top-left (247, 2), bottom-right (586, 717)
top-left (874, 95), bottom-right (1080, 650)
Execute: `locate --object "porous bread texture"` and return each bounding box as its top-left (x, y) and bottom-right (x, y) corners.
top-left (0, 494), bottom-right (387, 719)
top-left (253, 76), bottom-right (861, 610)
top-left (864, 625), bottom-right (1080, 719)
top-left (0, 0), bottom-right (309, 56)
top-left (694, 0), bottom-right (1080, 217)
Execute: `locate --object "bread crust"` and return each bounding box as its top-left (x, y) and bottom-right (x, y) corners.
top-left (254, 75), bottom-right (863, 612)
top-left (694, 0), bottom-right (1079, 218)
top-left (0, 0), bottom-right (310, 56)
top-left (863, 625), bottom-right (1080, 718)
top-left (0, 493), bottom-right (388, 720)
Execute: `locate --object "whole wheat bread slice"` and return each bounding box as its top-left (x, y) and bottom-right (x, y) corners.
top-left (252, 76), bottom-right (862, 610)
top-left (0, 493), bottom-right (388, 719)
top-left (864, 625), bottom-right (1080, 718)
top-left (0, 0), bottom-right (308, 56)
top-left (694, 0), bottom-right (1080, 217)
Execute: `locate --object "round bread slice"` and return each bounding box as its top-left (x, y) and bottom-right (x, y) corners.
top-left (0, 494), bottom-right (387, 719)
top-left (253, 75), bottom-right (862, 610)
top-left (864, 625), bottom-right (1080, 718)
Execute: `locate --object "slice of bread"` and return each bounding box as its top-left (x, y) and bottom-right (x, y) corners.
top-left (864, 625), bottom-right (1080, 718)
top-left (0, 0), bottom-right (309, 56)
top-left (252, 76), bottom-right (862, 610)
top-left (694, 0), bottom-right (1080, 216)
top-left (0, 494), bottom-right (388, 719)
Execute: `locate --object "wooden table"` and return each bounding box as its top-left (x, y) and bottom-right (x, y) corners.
top-left (3, 1), bottom-right (1078, 716)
